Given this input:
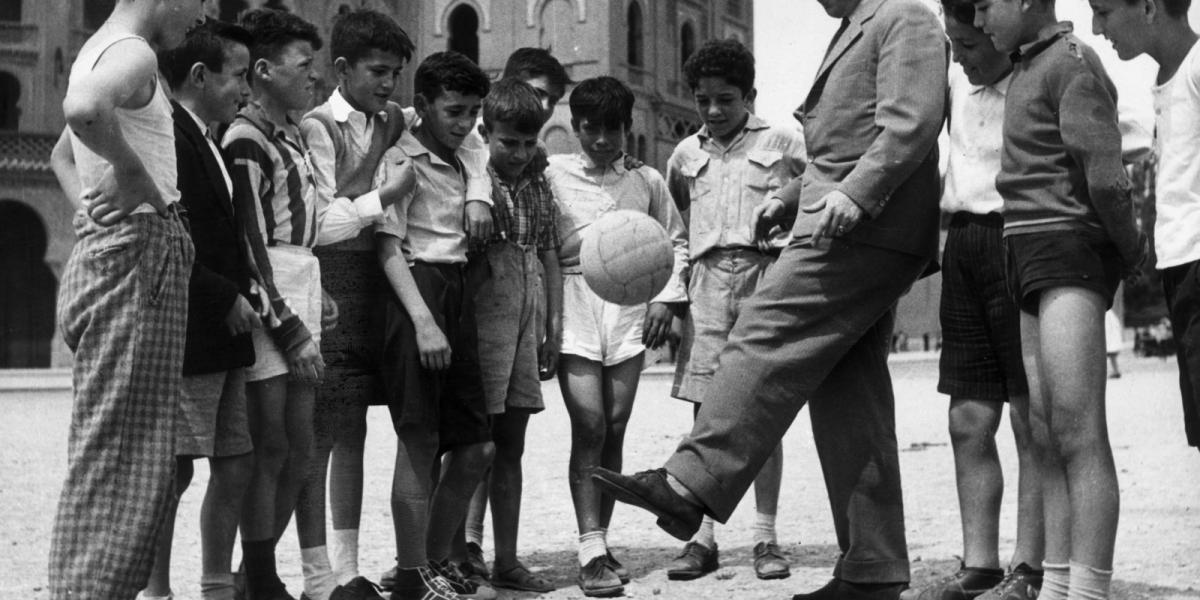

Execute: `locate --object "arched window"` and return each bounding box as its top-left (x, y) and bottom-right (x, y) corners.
top-left (0, 72), bottom-right (19, 131)
top-left (0, 0), bottom-right (21, 22)
top-left (539, 0), bottom-right (577, 63)
top-left (448, 4), bottom-right (480, 64)
top-left (627, 1), bottom-right (644, 67)
top-left (0, 200), bottom-right (56, 368)
top-left (84, 0), bottom-right (116, 30)
top-left (637, 135), bottom-right (647, 163)
top-left (680, 21), bottom-right (696, 71)
top-left (219, 0), bottom-right (249, 22)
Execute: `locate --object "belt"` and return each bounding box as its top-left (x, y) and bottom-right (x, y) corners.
top-left (949, 211), bottom-right (1003, 228)
top-left (706, 246), bottom-right (782, 259)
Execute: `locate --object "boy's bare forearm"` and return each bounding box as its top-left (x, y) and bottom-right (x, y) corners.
top-left (540, 249), bottom-right (564, 334)
top-left (378, 235), bottom-right (436, 326)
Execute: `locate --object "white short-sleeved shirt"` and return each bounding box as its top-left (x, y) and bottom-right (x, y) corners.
top-left (1153, 41), bottom-right (1200, 269)
top-left (942, 68), bottom-right (1008, 215)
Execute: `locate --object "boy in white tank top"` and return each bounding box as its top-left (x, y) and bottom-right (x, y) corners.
top-left (45, 1), bottom-right (204, 599)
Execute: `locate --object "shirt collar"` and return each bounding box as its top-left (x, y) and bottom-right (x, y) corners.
top-left (237, 100), bottom-right (300, 143)
top-left (180, 103), bottom-right (212, 139)
top-left (697, 113), bottom-right (768, 143)
top-left (968, 71), bottom-right (1012, 97)
top-left (579, 151), bottom-right (628, 174)
top-left (330, 87), bottom-right (389, 123)
top-left (397, 128), bottom-right (471, 168)
top-left (1013, 21), bottom-right (1073, 63)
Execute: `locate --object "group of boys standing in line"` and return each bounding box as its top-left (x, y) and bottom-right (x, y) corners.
top-left (41, 1), bottom-right (1200, 600)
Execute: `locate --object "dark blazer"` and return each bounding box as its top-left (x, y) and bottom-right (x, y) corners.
top-left (172, 100), bottom-right (255, 376)
top-left (786, 0), bottom-right (947, 260)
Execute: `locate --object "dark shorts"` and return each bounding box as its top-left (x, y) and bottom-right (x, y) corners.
top-left (1003, 228), bottom-right (1122, 315)
top-left (381, 261), bottom-right (490, 451)
top-left (315, 238), bottom-right (389, 408)
top-left (938, 213), bottom-right (1028, 401)
top-left (1162, 259), bottom-right (1200, 447)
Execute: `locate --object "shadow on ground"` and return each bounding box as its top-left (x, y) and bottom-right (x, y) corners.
top-left (910, 558), bottom-right (1200, 600)
top-left (492, 542), bottom-right (840, 598)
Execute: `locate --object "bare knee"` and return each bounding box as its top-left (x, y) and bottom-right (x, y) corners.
top-left (209, 452), bottom-right (254, 494)
top-left (605, 419), bottom-right (628, 445)
top-left (571, 414), bottom-right (607, 450)
top-left (948, 399), bottom-right (1001, 448)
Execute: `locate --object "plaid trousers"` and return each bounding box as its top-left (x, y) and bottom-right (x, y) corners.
top-left (49, 207), bottom-right (193, 599)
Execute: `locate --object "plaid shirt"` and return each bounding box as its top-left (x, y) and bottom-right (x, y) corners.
top-left (486, 157), bottom-right (561, 252)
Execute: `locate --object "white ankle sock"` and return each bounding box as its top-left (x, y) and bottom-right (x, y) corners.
top-left (691, 516), bottom-right (716, 549)
top-left (330, 529), bottom-right (360, 585)
top-left (578, 531), bottom-right (607, 566)
top-left (1040, 561), bottom-right (1070, 600)
top-left (200, 573), bottom-right (235, 600)
top-left (753, 512), bottom-right (777, 545)
top-left (1066, 561), bottom-right (1112, 600)
top-left (301, 546), bottom-right (338, 600)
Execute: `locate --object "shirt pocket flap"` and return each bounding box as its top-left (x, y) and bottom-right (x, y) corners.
top-left (747, 149), bottom-right (784, 169)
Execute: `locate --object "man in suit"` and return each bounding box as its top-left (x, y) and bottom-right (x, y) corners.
top-left (593, 0), bottom-right (947, 598)
top-left (141, 20), bottom-right (261, 600)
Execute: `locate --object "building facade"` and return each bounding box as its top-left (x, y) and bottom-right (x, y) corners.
top-left (0, 0), bottom-right (753, 368)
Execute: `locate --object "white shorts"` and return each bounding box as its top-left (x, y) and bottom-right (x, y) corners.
top-left (561, 273), bottom-right (645, 366)
top-left (246, 245), bottom-right (322, 382)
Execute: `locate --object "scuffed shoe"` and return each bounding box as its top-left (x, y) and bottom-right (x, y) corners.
top-left (461, 543), bottom-right (489, 580)
top-left (389, 566), bottom-right (461, 600)
top-left (578, 555), bottom-right (624, 597)
top-left (331, 576), bottom-right (385, 600)
top-left (605, 550), bottom-right (630, 584)
top-left (794, 578), bottom-right (907, 600)
top-left (753, 541), bottom-right (791, 580)
top-left (428, 559), bottom-right (496, 600)
top-left (899, 563), bottom-right (1003, 600)
top-left (976, 563), bottom-right (1043, 600)
top-left (666, 541), bottom-right (719, 580)
top-left (591, 468), bottom-right (704, 541)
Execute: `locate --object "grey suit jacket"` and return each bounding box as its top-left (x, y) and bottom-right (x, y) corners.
top-left (787, 0), bottom-right (947, 259)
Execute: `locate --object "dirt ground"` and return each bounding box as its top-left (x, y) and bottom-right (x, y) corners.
top-left (2, 355), bottom-right (1198, 599)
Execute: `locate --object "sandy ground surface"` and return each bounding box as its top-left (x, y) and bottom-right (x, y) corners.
top-left (2, 355), bottom-right (1198, 599)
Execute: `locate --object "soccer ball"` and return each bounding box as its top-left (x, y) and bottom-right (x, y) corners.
top-left (580, 210), bottom-right (674, 306)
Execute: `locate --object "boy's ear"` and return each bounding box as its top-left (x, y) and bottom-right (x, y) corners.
top-left (745, 87), bottom-right (758, 106)
top-left (252, 57), bottom-right (272, 83)
top-left (188, 61), bottom-right (207, 88)
top-left (477, 122), bottom-right (490, 143)
top-left (333, 56), bottom-right (351, 81)
top-left (413, 93), bottom-right (429, 115)
top-left (1144, 0), bottom-right (1158, 22)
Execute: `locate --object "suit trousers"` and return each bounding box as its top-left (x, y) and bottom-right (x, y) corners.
top-left (50, 207), bottom-right (193, 599)
top-left (664, 238), bottom-right (927, 584)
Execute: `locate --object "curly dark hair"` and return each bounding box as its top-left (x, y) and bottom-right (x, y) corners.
top-left (569, 76), bottom-right (634, 130)
top-left (683, 38), bottom-right (755, 95)
top-left (330, 8), bottom-right (415, 66)
top-left (413, 51), bottom-right (491, 102)
top-left (502, 47), bottom-right (572, 88)
top-left (238, 8), bottom-right (322, 64)
top-left (940, 0), bottom-right (978, 27)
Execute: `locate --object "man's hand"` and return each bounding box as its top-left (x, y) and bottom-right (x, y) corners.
top-left (287, 338), bottom-right (325, 384)
top-left (320, 289), bottom-right (339, 332)
top-left (622, 154), bottom-right (644, 170)
top-left (224, 295), bottom-right (262, 336)
top-left (643, 302), bottom-right (675, 350)
top-left (416, 321), bottom-right (452, 371)
top-left (465, 200), bottom-right (494, 241)
top-left (378, 159), bottom-right (415, 209)
top-left (752, 197), bottom-right (788, 241)
top-left (804, 189), bottom-right (865, 246)
top-left (87, 164), bottom-right (166, 225)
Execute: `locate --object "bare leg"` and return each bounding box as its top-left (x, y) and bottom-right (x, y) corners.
top-left (242, 375), bottom-right (290, 544)
top-left (559, 355), bottom-right (609, 535)
top-left (278, 382), bottom-right (316, 544)
top-left (598, 354), bottom-right (644, 530)
top-left (428, 441), bottom-right (496, 561)
top-left (1021, 311), bottom-right (1072, 570)
top-left (1037, 288), bottom-right (1118, 569)
top-left (391, 425), bottom-right (439, 569)
top-left (1006, 393), bottom-right (1045, 568)
top-left (490, 411), bottom-right (531, 571)
top-left (143, 459), bottom-right (194, 597)
top-left (202, 452), bottom-right (253, 588)
top-left (948, 398), bottom-right (1003, 569)
top-left (752, 442), bottom-right (784, 528)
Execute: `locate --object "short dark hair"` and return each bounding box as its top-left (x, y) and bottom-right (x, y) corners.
top-left (1123, 0), bottom-right (1191, 17)
top-left (158, 18), bottom-right (253, 91)
top-left (569, 76), bottom-right (635, 130)
top-left (330, 8), bottom-right (415, 66)
top-left (942, 0), bottom-right (978, 27)
top-left (239, 8), bottom-right (322, 64)
top-left (683, 38), bottom-right (756, 95)
top-left (482, 78), bottom-right (548, 135)
top-left (413, 51), bottom-right (490, 102)
top-left (502, 47), bottom-right (572, 88)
